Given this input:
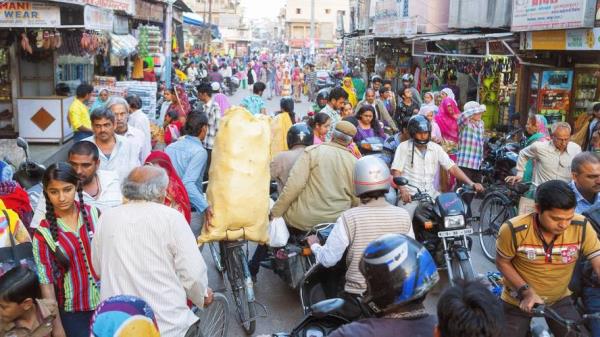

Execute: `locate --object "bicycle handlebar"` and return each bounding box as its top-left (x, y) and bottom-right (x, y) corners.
top-left (531, 304), bottom-right (599, 331)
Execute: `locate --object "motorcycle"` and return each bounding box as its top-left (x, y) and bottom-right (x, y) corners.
top-left (269, 223), bottom-right (335, 290)
top-left (5, 137), bottom-right (45, 210)
top-left (394, 177), bottom-right (476, 285)
top-left (223, 77), bottom-right (238, 96)
top-left (273, 298), bottom-right (349, 337)
top-left (358, 137), bottom-right (384, 156)
top-left (480, 128), bottom-right (525, 186)
top-left (314, 70), bottom-right (335, 92)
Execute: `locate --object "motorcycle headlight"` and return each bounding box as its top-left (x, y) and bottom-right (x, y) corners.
top-left (444, 215), bottom-right (465, 229)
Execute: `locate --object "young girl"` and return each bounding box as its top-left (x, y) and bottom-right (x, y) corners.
top-left (163, 110), bottom-right (183, 145)
top-left (271, 97), bottom-right (296, 156)
top-left (32, 163), bottom-right (100, 337)
top-left (308, 112), bottom-right (332, 144)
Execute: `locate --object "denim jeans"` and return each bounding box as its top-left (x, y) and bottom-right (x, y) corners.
top-left (60, 310), bottom-right (94, 337)
top-left (584, 286), bottom-right (600, 337)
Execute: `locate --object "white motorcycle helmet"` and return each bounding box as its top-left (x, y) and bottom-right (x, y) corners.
top-left (353, 156), bottom-right (391, 197)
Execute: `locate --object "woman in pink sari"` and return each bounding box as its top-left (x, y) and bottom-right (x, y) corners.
top-left (275, 65), bottom-right (283, 96)
top-left (435, 97), bottom-right (461, 191)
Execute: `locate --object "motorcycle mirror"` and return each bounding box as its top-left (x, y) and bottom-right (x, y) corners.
top-left (393, 177), bottom-right (409, 187)
top-left (311, 298), bottom-right (345, 319)
top-left (16, 137), bottom-right (28, 150)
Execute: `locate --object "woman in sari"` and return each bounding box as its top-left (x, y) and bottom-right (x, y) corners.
top-left (281, 71), bottom-right (292, 97)
top-left (275, 65), bottom-right (283, 96)
top-left (144, 151), bottom-right (191, 223)
top-left (90, 88), bottom-right (109, 112)
top-left (271, 97), bottom-right (295, 156)
top-left (341, 77), bottom-right (358, 107)
top-left (292, 66), bottom-right (304, 102)
top-left (435, 97), bottom-right (461, 191)
top-left (522, 113), bottom-right (550, 184)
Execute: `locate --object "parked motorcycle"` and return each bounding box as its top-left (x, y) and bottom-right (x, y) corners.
top-left (394, 177), bottom-right (476, 285)
top-left (269, 223), bottom-right (335, 290)
top-left (480, 128), bottom-right (525, 186)
top-left (314, 70), bottom-right (336, 92)
top-left (273, 298), bottom-right (349, 337)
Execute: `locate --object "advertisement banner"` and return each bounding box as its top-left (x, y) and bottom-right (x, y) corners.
top-left (538, 70), bottom-right (574, 119)
top-left (84, 5), bottom-right (114, 31)
top-left (0, 2), bottom-right (60, 27)
top-left (526, 27), bottom-right (600, 50)
top-left (512, 0), bottom-right (595, 32)
top-left (53, 0), bottom-right (134, 13)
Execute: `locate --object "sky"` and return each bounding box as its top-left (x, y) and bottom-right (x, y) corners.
top-left (240, 0), bottom-right (285, 19)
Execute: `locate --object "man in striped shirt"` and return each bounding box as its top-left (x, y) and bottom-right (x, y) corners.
top-left (307, 156), bottom-right (412, 317)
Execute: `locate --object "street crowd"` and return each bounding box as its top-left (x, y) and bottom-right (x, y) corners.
top-left (0, 50), bottom-right (599, 337)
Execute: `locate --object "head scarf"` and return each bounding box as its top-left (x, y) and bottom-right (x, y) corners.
top-left (435, 97), bottom-right (460, 143)
top-left (342, 76), bottom-right (358, 107)
top-left (213, 92), bottom-right (231, 117)
top-left (91, 295), bottom-right (160, 337)
top-left (144, 151), bottom-right (191, 223)
top-left (441, 88), bottom-right (456, 102)
top-left (535, 114), bottom-right (549, 136)
top-left (90, 88), bottom-right (109, 112)
top-left (172, 85), bottom-right (191, 117)
top-left (418, 105), bottom-right (436, 117)
top-left (423, 92), bottom-right (436, 106)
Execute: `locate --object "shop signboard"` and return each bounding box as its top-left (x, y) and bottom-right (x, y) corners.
top-left (134, 0), bottom-right (162, 23)
top-left (525, 27), bottom-right (600, 50)
top-left (53, 0), bottom-right (134, 14)
top-left (372, 0), bottom-right (416, 37)
top-left (538, 70), bottom-right (574, 121)
top-left (84, 5), bottom-right (114, 31)
top-left (0, 1), bottom-right (60, 27)
top-left (512, 0), bottom-right (596, 32)
top-left (113, 14), bottom-right (129, 34)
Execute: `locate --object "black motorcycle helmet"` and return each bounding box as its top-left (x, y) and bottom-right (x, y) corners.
top-left (316, 88), bottom-right (331, 109)
top-left (360, 234), bottom-right (439, 315)
top-left (407, 115), bottom-right (431, 145)
top-left (287, 123), bottom-right (314, 148)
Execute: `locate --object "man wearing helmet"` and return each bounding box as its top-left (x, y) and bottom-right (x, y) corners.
top-left (329, 234), bottom-right (439, 337)
top-left (400, 73), bottom-right (422, 106)
top-left (391, 115), bottom-right (484, 221)
top-left (271, 121), bottom-right (359, 232)
top-left (306, 156), bottom-right (413, 316)
top-left (311, 88), bottom-right (331, 114)
top-left (367, 75), bottom-right (383, 100)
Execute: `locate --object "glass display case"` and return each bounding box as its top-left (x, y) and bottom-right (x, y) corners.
top-left (572, 65), bottom-right (600, 119)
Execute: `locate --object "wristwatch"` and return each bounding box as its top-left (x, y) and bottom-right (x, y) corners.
top-left (516, 284), bottom-right (530, 300)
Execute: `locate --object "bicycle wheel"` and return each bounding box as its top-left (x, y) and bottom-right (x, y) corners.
top-left (226, 245), bottom-right (256, 335)
top-left (479, 192), bottom-right (516, 262)
top-left (196, 293), bottom-right (229, 337)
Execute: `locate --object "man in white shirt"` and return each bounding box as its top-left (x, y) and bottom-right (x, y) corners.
top-left (391, 115), bottom-right (484, 219)
top-left (84, 107), bottom-right (142, 182)
top-left (507, 122), bottom-right (582, 186)
top-left (92, 166), bottom-right (213, 337)
top-left (31, 140), bottom-right (122, 228)
top-left (126, 95), bottom-right (152, 150)
top-left (109, 96), bottom-right (150, 162)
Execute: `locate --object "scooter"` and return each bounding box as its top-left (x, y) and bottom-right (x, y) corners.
top-left (273, 298), bottom-right (349, 337)
top-left (394, 177), bottom-right (476, 285)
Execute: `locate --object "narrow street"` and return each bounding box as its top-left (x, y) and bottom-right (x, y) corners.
top-left (201, 89), bottom-right (496, 336)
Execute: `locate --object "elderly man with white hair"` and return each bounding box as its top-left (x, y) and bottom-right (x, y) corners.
top-left (108, 96), bottom-right (151, 162)
top-left (92, 165), bottom-right (212, 337)
top-left (507, 122), bottom-right (582, 186)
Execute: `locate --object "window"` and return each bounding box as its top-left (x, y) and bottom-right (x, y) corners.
top-left (325, 9), bottom-right (331, 14)
top-left (296, 8), bottom-right (301, 14)
top-left (340, 10), bottom-right (345, 15)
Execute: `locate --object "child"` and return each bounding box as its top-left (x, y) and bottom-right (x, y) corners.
top-left (163, 110), bottom-right (183, 145)
top-left (456, 101), bottom-right (486, 184)
top-left (0, 266), bottom-right (57, 337)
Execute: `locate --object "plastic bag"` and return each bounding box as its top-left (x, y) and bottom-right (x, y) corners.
top-left (198, 106), bottom-right (271, 244)
top-left (268, 217), bottom-right (289, 247)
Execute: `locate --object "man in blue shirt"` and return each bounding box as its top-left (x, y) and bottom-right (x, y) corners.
top-left (240, 82), bottom-right (267, 115)
top-left (570, 152), bottom-right (600, 214)
top-left (166, 113), bottom-right (211, 236)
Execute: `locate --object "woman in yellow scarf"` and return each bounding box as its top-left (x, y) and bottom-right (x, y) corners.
top-left (342, 76), bottom-right (358, 107)
top-left (271, 97), bottom-right (296, 156)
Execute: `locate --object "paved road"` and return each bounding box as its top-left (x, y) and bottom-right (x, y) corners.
top-left (201, 88), bottom-right (497, 336)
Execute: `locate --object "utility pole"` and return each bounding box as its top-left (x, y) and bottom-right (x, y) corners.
top-left (165, 0), bottom-right (174, 88)
top-left (310, 0), bottom-right (315, 57)
top-left (206, 0), bottom-right (213, 55)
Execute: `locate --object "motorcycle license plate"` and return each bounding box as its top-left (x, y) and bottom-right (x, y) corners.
top-left (437, 228), bottom-right (473, 238)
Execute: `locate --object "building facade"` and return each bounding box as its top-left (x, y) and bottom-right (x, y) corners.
top-left (284, 0), bottom-right (350, 50)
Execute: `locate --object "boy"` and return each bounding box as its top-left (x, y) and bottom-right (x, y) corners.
top-left (456, 101), bottom-right (486, 183)
top-left (0, 267), bottom-right (57, 337)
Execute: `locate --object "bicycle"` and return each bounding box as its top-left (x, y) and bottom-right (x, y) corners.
top-left (478, 182), bottom-right (532, 262)
top-left (219, 239), bottom-right (259, 335)
top-left (193, 292), bottom-right (229, 337)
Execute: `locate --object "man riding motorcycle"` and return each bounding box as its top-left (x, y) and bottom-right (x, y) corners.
top-left (311, 88), bottom-right (331, 114)
top-left (329, 234), bottom-right (439, 337)
top-left (391, 115), bottom-right (484, 221)
top-left (306, 156), bottom-right (413, 317)
top-left (271, 121), bottom-right (359, 233)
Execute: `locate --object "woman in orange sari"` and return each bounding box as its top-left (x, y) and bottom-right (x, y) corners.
top-left (144, 151), bottom-right (191, 223)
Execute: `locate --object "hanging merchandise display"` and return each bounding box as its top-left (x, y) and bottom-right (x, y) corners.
top-left (137, 25), bottom-right (161, 58)
top-left (57, 54), bottom-right (95, 95)
top-left (0, 47), bottom-right (13, 138)
top-left (538, 70), bottom-right (574, 125)
top-left (571, 65), bottom-right (600, 119)
top-left (373, 40), bottom-right (411, 89)
top-left (110, 34), bottom-right (138, 59)
top-left (479, 56), bottom-right (517, 129)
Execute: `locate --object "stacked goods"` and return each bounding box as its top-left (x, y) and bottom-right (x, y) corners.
top-left (199, 107), bottom-right (271, 244)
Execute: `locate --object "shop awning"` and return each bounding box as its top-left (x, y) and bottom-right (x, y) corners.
top-left (110, 34), bottom-right (138, 58)
top-left (183, 12), bottom-right (221, 39)
top-left (406, 32), bottom-right (515, 42)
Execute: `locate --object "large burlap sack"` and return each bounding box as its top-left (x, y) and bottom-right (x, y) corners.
top-left (199, 106), bottom-right (271, 244)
